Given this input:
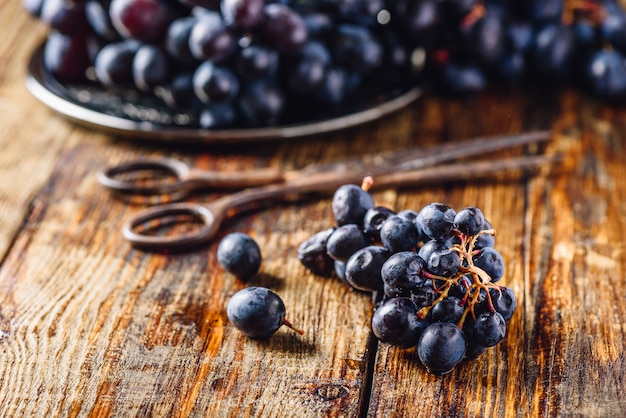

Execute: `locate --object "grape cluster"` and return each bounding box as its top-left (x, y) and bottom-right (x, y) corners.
top-left (24, 0), bottom-right (626, 130)
top-left (24, 0), bottom-right (420, 129)
top-left (298, 179), bottom-right (517, 374)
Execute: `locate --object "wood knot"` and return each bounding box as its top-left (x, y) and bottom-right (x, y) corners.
top-left (315, 384), bottom-right (349, 401)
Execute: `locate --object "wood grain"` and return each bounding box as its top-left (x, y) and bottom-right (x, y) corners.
top-left (0, 3), bottom-right (625, 417)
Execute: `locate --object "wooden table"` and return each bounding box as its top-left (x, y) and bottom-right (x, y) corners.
top-left (1, 4), bottom-right (625, 417)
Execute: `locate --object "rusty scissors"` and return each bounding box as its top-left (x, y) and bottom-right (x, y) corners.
top-left (99, 131), bottom-right (555, 251)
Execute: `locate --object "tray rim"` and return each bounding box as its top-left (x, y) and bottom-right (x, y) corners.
top-left (25, 42), bottom-right (423, 144)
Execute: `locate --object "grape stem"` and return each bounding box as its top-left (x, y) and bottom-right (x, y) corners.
top-left (281, 318), bottom-right (305, 335)
top-left (419, 227), bottom-right (500, 327)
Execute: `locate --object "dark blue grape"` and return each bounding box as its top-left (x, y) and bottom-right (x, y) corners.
top-left (474, 219), bottom-right (495, 249)
top-left (411, 285), bottom-right (437, 309)
top-left (44, 32), bottom-right (91, 82)
top-left (430, 296), bottom-right (464, 323)
top-left (331, 24), bottom-right (384, 73)
top-left (217, 232), bottom-right (262, 279)
top-left (380, 215), bottom-right (419, 253)
top-left (236, 44), bottom-right (280, 80)
top-left (331, 184), bottom-right (375, 226)
top-left (226, 286), bottom-right (299, 339)
top-left (441, 63), bottom-right (487, 95)
top-left (418, 240), bottom-right (449, 264)
top-left (199, 103), bottom-right (238, 129)
top-left (286, 41), bottom-right (331, 95)
top-left (418, 322), bottom-right (467, 374)
top-left (363, 206), bottom-right (396, 242)
top-left (158, 72), bottom-right (202, 109)
top-left (165, 17), bottom-right (199, 66)
top-left (473, 311), bottom-right (506, 347)
top-left (587, 50), bottom-right (626, 100)
top-left (601, 11), bottom-right (626, 54)
top-left (94, 40), bottom-right (138, 87)
top-left (41, 0), bottom-right (89, 35)
top-left (527, 0), bottom-right (563, 23)
top-left (326, 224), bottom-right (369, 262)
top-left (489, 286), bottom-right (517, 320)
top-left (454, 206), bottom-right (485, 236)
top-left (297, 227), bottom-right (336, 277)
top-left (531, 24), bottom-right (575, 81)
top-left (381, 251), bottom-right (425, 294)
top-left (261, 3), bottom-right (309, 54)
top-left (85, 0), bottom-right (119, 41)
top-left (132, 44), bottom-right (170, 92)
top-left (426, 247), bottom-right (460, 278)
top-left (238, 80), bottom-right (285, 126)
top-left (193, 62), bottom-right (240, 104)
top-left (461, 12), bottom-right (505, 67)
top-left (473, 246), bottom-right (505, 282)
top-left (221, 0), bottom-right (265, 30)
top-left (371, 298), bottom-right (427, 348)
top-left (344, 245), bottom-right (391, 292)
top-left (109, 0), bottom-right (170, 43)
top-left (416, 203), bottom-right (456, 241)
top-left (188, 12), bottom-right (236, 62)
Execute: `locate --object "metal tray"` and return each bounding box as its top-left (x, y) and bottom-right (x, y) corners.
top-left (25, 43), bottom-right (422, 144)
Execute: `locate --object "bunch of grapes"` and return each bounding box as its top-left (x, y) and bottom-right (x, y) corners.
top-left (298, 178), bottom-right (517, 374)
top-left (23, 0), bottom-right (626, 131)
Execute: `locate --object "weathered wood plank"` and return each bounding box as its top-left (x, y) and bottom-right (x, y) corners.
top-left (1, 2), bottom-right (625, 417)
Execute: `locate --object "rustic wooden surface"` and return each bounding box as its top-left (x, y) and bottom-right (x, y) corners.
top-left (1, 4), bottom-right (625, 417)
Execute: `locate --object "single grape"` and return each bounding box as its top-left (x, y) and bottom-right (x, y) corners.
top-left (379, 215), bottom-right (420, 253)
top-left (217, 232), bottom-right (262, 279)
top-left (132, 44), bottom-right (170, 92)
top-left (236, 44), bottom-right (280, 80)
top-left (416, 203), bottom-right (456, 241)
top-left (371, 297), bottom-right (427, 348)
top-left (165, 16), bottom-right (199, 66)
top-left (418, 239), bottom-right (449, 265)
top-left (286, 41), bottom-right (331, 95)
top-left (488, 286), bottom-right (517, 321)
top-left (261, 3), bottom-right (308, 54)
top-left (157, 72), bottom-right (202, 109)
top-left (221, 0), bottom-right (265, 30)
top-left (426, 247), bottom-right (461, 277)
top-left (418, 322), bottom-right (467, 374)
top-left (331, 24), bottom-right (384, 73)
top-left (193, 61), bottom-right (240, 104)
top-left (430, 296), bottom-right (464, 323)
top-left (331, 184), bottom-right (375, 227)
top-left (473, 311), bottom-right (506, 347)
top-left (23, 0), bottom-right (45, 17)
top-left (199, 103), bottom-right (238, 129)
top-left (325, 224), bottom-right (369, 262)
top-left (109, 0), bottom-right (169, 43)
top-left (297, 228), bottom-right (336, 277)
top-left (238, 79), bottom-right (285, 126)
top-left (587, 49), bottom-right (626, 100)
top-left (41, 0), bottom-right (89, 35)
top-left (473, 247), bottom-right (505, 282)
top-left (344, 245), bottom-right (391, 292)
top-left (43, 32), bottom-right (91, 82)
top-left (454, 206), bottom-right (485, 236)
top-left (531, 23), bottom-right (575, 81)
top-left (226, 287), bottom-right (303, 339)
top-left (188, 12), bottom-right (237, 62)
top-left (474, 219), bottom-right (495, 249)
top-left (441, 62), bottom-right (487, 94)
top-left (93, 40), bottom-right (138, 87)
top-left (381, 251), bottom-right (425, 294)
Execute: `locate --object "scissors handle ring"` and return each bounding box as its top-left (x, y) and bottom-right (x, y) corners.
top-left (122, 202), bottom-right (221, 251)
top-left (98, 158), bottom-right (190, 196)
